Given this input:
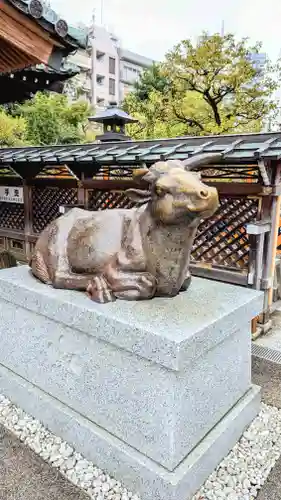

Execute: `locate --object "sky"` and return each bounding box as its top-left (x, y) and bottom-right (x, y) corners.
top-left (50, 0), bottom-right (281, 63)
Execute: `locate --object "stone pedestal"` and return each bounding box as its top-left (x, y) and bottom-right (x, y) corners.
top-left (0, 267), bottom-right (262, 500)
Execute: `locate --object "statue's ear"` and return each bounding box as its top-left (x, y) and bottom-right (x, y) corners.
top-left (192, 171), bottom-right (202, 180)
top-left (126, 188), bottom-right (152, 204)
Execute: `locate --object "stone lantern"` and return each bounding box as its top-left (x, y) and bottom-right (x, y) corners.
top-left (88, 101), bottom-right (138, 142)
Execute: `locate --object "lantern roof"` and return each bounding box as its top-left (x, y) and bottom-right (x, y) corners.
top-left (89, 102), bottom-right (138, 125)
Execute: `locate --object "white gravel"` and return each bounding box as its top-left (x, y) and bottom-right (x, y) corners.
top-left (0, 395), bottom-right (280, 500)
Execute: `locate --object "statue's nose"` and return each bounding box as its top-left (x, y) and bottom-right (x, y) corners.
top-left (199, 189), bottom-right (209, 199)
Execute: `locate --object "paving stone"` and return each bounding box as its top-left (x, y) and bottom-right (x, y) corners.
top-left (0, 424), bottom-right (89, 500)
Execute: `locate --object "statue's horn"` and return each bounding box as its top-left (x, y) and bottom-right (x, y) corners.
top-left (132, 165), bottom-right (150, 182)
top-left (182, 153), bottom-right (222, 170)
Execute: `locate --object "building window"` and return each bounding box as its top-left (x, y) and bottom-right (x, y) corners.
top-left (121, 64), bottom-right (142, 84)
top-left (109, 57), bottom-right (116, 75)
top-left (96, 50), bottom-right (105, 61)
top-left (96, 74), bottom-right (105, 85)
top-left (109, 78), bottom-right (116, 96)
top-left (96, 97), bottom-right (105, 106)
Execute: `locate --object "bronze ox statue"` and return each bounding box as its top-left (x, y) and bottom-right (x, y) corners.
top-left (30, 153), bottom-right (221, 303)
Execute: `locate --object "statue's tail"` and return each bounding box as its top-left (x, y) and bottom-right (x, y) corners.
top-left (29, 250), bottom-right (51, 284)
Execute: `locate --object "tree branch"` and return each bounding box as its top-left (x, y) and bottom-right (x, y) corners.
top-left (212, 86), bottom-right (235, 103)
top-left (172, 105), bottom-right (205, 131)
top-left (236, 112), bottom-right (264, 120)
top-left (203, 91), bottom-right (222, 126)
top-left (177, 75), bottom-right (205, 94)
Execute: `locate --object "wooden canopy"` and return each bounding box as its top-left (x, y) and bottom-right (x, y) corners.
top-left (0, 0), bottom-right (87, 73)
top-left (0, 131), bottom-right (279, 169)
top-left (0, 131), bottom-right (279, 194)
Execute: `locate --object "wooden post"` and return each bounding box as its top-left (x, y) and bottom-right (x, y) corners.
top-left (247, 234), bottom-right (257, 287)
top-left (246, 220), bottom-right (271, 290)
top-left (267, 194), bottom-right (281, 307)
top-left (251, 316), bottom-right (258, 335)
top-left (257, 193), bottom-right (273, 324)
top-left (23, 180), bottom-right (33, 262)
top-left (77, 174), bottom-right (86, 208)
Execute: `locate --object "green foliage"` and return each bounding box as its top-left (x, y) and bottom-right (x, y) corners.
top-left (133, 63), bottom-right (170, 101)
top-left (13, 92), bottom-right (92, 146)
top-left (63, 74), bottom-right (89, 101)
top-left (124, 91), bottom-right (187, 139)
top-left (0, 110), bottom-right (28, 147)
top-left (124, 32), bottom-right (279, 138)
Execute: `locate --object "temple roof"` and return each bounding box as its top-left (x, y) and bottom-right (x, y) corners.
top-left (6, 0), bottom-right (88, 50)
top-left (0, 0), bottom-right (88, 75)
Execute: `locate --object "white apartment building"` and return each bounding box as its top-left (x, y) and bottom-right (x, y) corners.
top-left (91, 25), bottom-right (120, 108)
top-left (66, 23), bottom-right (154, 108)
top-left (119, 49), bottom-right (154, 100)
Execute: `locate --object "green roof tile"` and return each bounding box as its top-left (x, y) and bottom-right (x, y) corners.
top-left (0, 132), bottom-right (281, 171)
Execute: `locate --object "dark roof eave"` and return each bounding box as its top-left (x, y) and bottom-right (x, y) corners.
top-left (0, 65), bottom-right (79, 79)
top-left (89, 114), bottom-right (138, 124)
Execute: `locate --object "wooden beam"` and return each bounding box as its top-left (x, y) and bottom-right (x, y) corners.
top-left (0, 228), bottom-right (37, 243)
top-left (0, 38), bottom-right (36, 72)
top-left (10, 164), bottom-right (43, 179)
top-left (82, 178), bottom-right (144, 190)
top-left (0, 0), bottom-right (63, 45)
top-left (69, 163), bottom-right (101, 180)
top-left (204, 182), bottom-right (270, 197)
top-left (81, 179), bottom-right (269, 196)
top-left (0, 178), bottom-right (23, 186)
top-left (31, 178), bottom-right (78, 188)
top-left (190, 264), bottom-right (248, 286)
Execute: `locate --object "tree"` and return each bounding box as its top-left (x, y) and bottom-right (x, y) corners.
top-left (133, 63), bottom-right (170, 101)
top-left (0, 110), bottom-right (27, 147)
top-left (124, 90), bottom-right (188, 139)
top-left (124, 33), bottom-right (279, 138)
top-left (13, 92), bottom-right (92, 146)
top-left (63, 73), bottom-right (90, 102)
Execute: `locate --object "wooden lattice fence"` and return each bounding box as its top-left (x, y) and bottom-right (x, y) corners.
top-left (32, 187), bottom-right (78, 233)
top-left (0, 202), bottom-right (25, 231)
top-left (88, 189), bottom-right (136, 211)
top-left (191, 197), bottom-right (259, 270)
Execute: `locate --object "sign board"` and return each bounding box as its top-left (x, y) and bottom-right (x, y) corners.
top-left (0, 186), bottom-right (24, 204)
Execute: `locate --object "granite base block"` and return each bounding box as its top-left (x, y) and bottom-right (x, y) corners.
top-left (0, 364), bottom-right (260, 500)
top-left (0, 266), bottom-right (263, 499)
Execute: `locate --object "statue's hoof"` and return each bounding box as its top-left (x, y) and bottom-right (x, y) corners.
top-left (180, 276), bottom-right (192, 292)
top-left (86, 276), bottom-right (116, 303)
